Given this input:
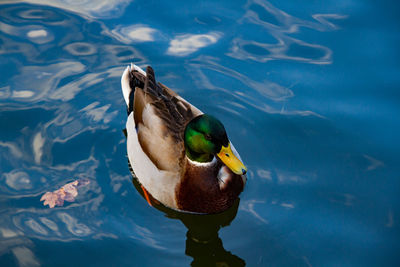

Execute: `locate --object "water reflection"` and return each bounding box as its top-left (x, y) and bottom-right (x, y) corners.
top-left (3, 0), bottom-right (131, 19)
top-left (5, 171), bottom-right (32, 191)
top-left (11, 246), bottom-right (40, 267)
top-left (167, 32), bottom-right (222, 56)
top-left (228, 0), bottom-right (347, 64)
top-left (0, 21), bottom-right (54, 45)
top-left (106, 24), bottom-right (160, 44)
top-left (362, 154), bottom-right (384, 171)
top-left (131, 171), bottom-right (246, 266)
top-left (64, 42), bottom-right (97, 56)
top-left (8, 62), bottom-right (86, 102)
top-left (185, 55), bottom-right (323, 118)
top-left (0, 0), bottom-right (398, 265)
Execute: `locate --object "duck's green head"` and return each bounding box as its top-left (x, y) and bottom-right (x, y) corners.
top-left (184, 114), bottom-right (247, 175)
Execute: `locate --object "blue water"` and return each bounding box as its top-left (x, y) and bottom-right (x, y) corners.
top-left (1, 0), bottom-right (399, 266)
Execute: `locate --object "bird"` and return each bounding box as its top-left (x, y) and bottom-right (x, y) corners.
top-left (121, 64), bottom-right (247, 214)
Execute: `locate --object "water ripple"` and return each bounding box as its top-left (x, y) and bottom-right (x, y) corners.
top-left (0, 1), bottom-right (397, 266)
top-left (25, 219), bottom-right (48, 236)
top-left (227, 0), bottom-right (346, 64)
top-left (0, 21), bottom-right (54, 44)
top-left (167, 32), bottom-right (222, 57)
top-left (4, 171), bottom-right (32, 191)
top-left (105, 24), bottom-right (161, 44)
top-left (188, 55), bottom-right (293, 101)
top-left (6, 62), bottom-right (86, 103)
top-left (57, 212), bottom-right (92, 237)
top-left (64, 42), bottom-right (97, 56)
top-left (3, 5), bottom-right (66, 24)
top-left (3, 0), bottom-right (131, 19)
top-left (186, 55), bottom-right (323, 118)
top-left (11, 246), bottom-right (40, 267)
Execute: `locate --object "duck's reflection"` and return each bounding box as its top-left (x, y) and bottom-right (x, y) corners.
top-left (131, 174), bottom-right (245, 266)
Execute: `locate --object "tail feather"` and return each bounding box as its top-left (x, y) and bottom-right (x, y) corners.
top-left (121, 66), bottom-right (132, 107)
top-left (143, 66), bottom-right (164, 98)
top-left (121, 64), bottom-right (147, 115)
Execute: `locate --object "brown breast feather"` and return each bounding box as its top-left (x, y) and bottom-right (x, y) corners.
top-left (176, 159), bottom-right (245, 213)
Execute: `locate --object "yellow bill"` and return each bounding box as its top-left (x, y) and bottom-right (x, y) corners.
top-left (217, 143), bottom-right (247, 175)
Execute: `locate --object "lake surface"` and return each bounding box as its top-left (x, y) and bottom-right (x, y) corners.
top-left (0, 0), bottom-right (399, 266)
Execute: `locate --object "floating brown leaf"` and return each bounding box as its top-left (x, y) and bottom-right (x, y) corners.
top-left (40, 179), bottom-right (90, 208)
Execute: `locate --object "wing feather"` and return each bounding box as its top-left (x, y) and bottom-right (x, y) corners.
top-left (128, 66), bottom-right (199, 171)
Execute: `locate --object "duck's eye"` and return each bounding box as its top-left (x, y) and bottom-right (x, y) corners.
top-left (225, 153), bottom-right (230, 157)
top-left (204, 134), bottom-right (212, 140)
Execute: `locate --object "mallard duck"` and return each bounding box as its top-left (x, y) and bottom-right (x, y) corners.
top-left (121, 64), bottom-right (247, 214)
